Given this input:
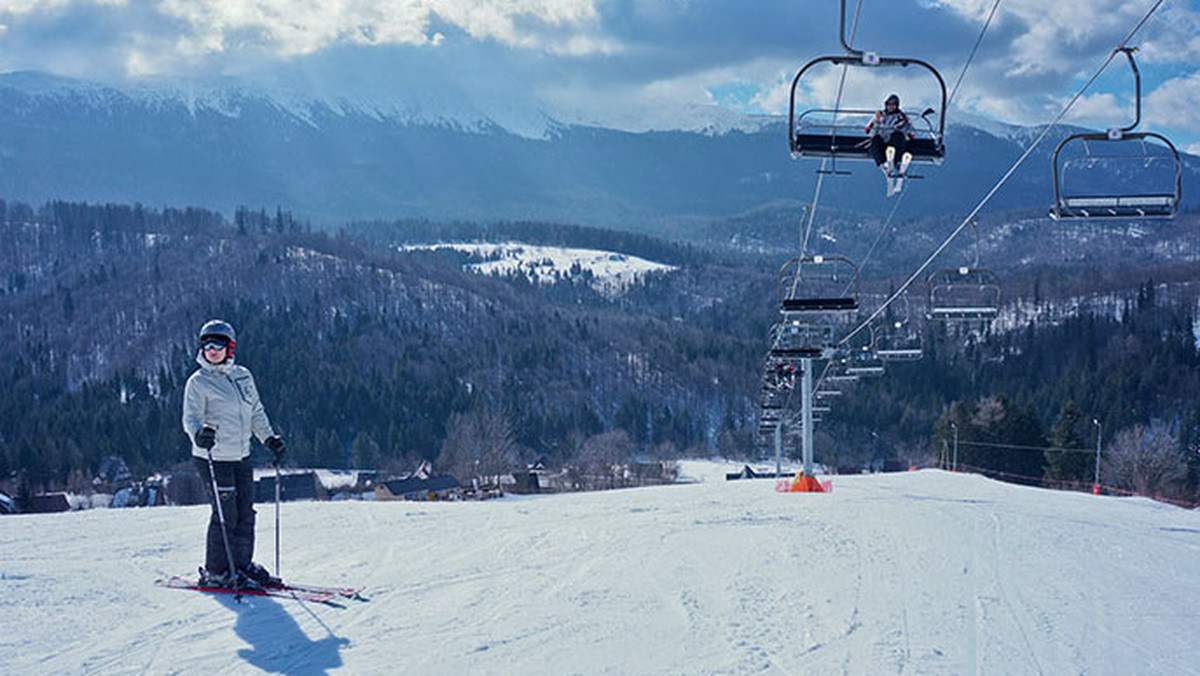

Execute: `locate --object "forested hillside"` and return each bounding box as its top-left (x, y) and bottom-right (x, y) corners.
top-left (1, 200), bottom-right (1197, 503)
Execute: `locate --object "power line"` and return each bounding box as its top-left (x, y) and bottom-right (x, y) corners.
top-left (956, 439), bottom-right (1098, 455)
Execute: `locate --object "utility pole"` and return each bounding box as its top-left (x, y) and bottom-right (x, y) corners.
top-left (801, 357), bottom-right (814, 477)
top-left (951, 421), bottom-right (959, 472)
top-left (774, 424), bottom-right (783, 479)
top-left (1092, 418), bottom-right (1102, 495)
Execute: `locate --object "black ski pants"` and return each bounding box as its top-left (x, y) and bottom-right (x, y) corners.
top-left (195, 456), bottom-right (256, 575)
top-left (869, 132), bottom-right (908, 167)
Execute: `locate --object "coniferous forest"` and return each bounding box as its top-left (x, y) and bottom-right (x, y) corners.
top-left (1, 199), bottom-right (1198, 504)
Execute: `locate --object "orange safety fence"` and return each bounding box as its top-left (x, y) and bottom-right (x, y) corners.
top-left (940, 462), bottom-right (1199, 510)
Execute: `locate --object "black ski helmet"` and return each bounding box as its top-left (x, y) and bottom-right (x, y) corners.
top-left (885, 93), bottom-right (900, 106)
top-left (198, 319), bottom-right (236, 348)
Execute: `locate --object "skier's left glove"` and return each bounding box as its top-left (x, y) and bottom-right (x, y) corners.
top-left (265, 436), bottom-right (285, 466)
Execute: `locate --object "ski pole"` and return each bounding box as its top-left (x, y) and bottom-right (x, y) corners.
top-left (204, 443), bottom-right (242, 599)
top-left (274, 461), bottom-right (281, 580)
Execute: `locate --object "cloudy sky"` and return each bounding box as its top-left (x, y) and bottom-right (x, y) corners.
top-left (1, 0), bottom-right (1198, 151)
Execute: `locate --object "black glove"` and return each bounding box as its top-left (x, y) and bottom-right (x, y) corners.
top-left (194, 426), bottom-right (217, 450)
top-left (265, 436), bottom-right (285, 466)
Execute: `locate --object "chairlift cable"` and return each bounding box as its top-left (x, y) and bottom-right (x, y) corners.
top-left (847, 189), bottom-right (906, 294)
top-left (772, 0), bottom-right (867, 372)
top-left (837, 0), bottom-right (1169, 348)
top-left (849, 0), bottom-right (993, 285)
top-left (800, 0), bottom-right (865, 262)
top-left (946, 0), bottom-right (1003, 112)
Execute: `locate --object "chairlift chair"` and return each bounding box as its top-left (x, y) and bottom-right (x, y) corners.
top-left (874, 319), bottom-right (924, 360)
top-left (778, 255), bottom-right (860, 314)
top-left (926, 267), bottom-right (1001, 322)
top-left (845, 357), bottom-right (885, 378)
top-left (873, 295), bottom-right (924, 360)
top-left (788, 0), bottom-right (947, 172)
top-left (836, 324), bottom-right (885, 377)
top-left (823, 361), bottom-right (860, 385)
top-left (1050, 47), bottom-right (1182, 220)
top-left (769, 319), bottom-right (839, 360)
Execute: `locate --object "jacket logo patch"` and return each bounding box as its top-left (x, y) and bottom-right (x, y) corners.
top-left (232, 376), bottom-right (256, 405)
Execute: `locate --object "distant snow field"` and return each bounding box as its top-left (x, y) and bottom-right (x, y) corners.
top-left (2, 464), bottom-right (1199, 675)
top-left (402, 242), bottom-right (677, 296)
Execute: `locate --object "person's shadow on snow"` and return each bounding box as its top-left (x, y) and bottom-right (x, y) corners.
top-left (216, 594), bottom-right (349, 675)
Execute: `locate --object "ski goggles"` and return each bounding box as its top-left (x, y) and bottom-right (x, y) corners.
top-left (201, 340), bottom-right (230, 351)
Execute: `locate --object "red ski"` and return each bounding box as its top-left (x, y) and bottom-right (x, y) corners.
top-left (264, 581), bottom-right (367, 601)
top-left (155, 576), bottom-right (342, 606)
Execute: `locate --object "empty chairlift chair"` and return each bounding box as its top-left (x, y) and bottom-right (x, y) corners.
top-left (872, 294), bottom-right (924, 360)
top-left (926, 267), bottom-right (1001, 322)
top-left (840, 326), bottom-right (885, 377)
top-left (778, 255), bottom-right (861, 314)
top-left (769, 319), bottom-right (838, 360)
top-left (845, 347), bottom-right (885, 378)
top-left (873, 319), bottom-right (924, 361)
top-left (1050, 47), bottom-right (1182, 221)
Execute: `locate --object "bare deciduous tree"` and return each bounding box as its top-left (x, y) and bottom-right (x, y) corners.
top-left (579, 430), bottom-right (634, 488)
top-left (436, 407), bottom-right (519, 482)
top-left (1103, 420), bottom-right (1188, 498)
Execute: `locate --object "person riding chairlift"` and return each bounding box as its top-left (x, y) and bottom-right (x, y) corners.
top-left (866, 94), bottom-right (915, 196)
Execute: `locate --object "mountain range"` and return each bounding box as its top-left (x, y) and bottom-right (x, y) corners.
top-left (2, 71), bottom-right (1196, 234)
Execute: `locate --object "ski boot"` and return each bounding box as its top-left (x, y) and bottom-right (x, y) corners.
top-left (198, 566), bottom-right (236, 589)
top-left (240, 562), bottom-right (283, 588)
top-left (879, 163), bottom-right (895, 195)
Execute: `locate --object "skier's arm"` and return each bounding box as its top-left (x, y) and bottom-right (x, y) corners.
top-left (182, 376), bottom-right (206, 442)
top-left (247, 373), bottom-right (276, 444)
top-left (865, 111), bottom-right (880, 134)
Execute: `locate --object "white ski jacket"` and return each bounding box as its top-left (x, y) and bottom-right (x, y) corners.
top-left (183, 353), bottom-right (276, 462)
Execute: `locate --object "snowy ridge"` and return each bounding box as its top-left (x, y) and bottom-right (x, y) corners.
top-left (402, 242), bottom-right (678, 297)
top-left (3, 463), bottom-right (1198, 674)
top-left (0, 70), bottom-right (776, 139)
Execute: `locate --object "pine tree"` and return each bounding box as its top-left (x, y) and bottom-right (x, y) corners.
top-left (1045, 400), bottom-right (1089, 484)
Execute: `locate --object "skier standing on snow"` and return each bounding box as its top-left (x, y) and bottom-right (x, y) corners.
top-left (183, 319), bottom-right (286, 589)
top-left (866, 93), bottom-right (915, 196)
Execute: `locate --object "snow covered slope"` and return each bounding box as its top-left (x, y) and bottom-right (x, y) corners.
top-left (2, 466), bottom-right (1198, 674)
top-left (403, 242), bottom-right (678, 297)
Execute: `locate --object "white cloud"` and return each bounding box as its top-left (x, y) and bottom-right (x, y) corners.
top-left (787, 63), bottom-right (947, 115)
top-left (1145, 71), bottom-right (1200, 131)
top-left (927, 0), bottom-right (1199, 77)
top-left (1061, 92), bottom-right (1130, 127)
top-left (154, 0), bottom-right (614, 59)
top-left (1187, 141), bottom-right (1200, 156)
top-left (0, 0), bottom-right (125, 16)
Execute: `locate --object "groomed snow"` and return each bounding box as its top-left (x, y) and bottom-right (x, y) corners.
top-left (2, 463), bottom-right (1199, 675)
